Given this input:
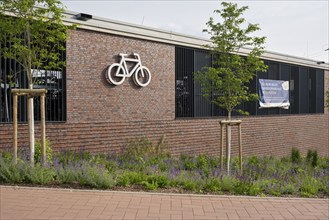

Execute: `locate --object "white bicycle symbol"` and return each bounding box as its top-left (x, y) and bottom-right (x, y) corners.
top-left (106, 53), bottom-right (151, 87)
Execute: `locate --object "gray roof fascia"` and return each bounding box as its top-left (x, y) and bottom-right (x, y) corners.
top-left (65, 10), bottom-right (329, 70)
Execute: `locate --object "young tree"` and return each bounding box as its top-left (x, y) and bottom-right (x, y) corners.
top-left (0, 0), bottom-right (72, 164)
top-left (195, 2), bottom-right (267, 174)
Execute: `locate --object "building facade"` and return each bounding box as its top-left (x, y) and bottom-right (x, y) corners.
top-left (1, 11), bottom-right (328, 157)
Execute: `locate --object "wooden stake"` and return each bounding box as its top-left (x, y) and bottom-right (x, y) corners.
top-left (226, 124), bottom-right (231, 176)
top-left (238, 123), bottom-right (243, 174)
top-left (220, 123), bottom-right (224, 169)
top-left (13, 94), bottom-right (18, 164)
top-left (11, 89), bottom-right (47, 166)
top-left (27, 96), bottom-right (34, 166)
top-left (41, 94), bottom-right (46, 166)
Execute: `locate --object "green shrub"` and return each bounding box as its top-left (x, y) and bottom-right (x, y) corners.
top-left (291, 148), bottom-right (301, 163)
top-left (247, 156), bottom-right (260, 165)
top-left (248, 182), bottom-right (262, 196)
top-left (300, 177), bottom-right (320, 197)
top-left (116, 173), bottom-right (131, 187)
top-left (196, 155), bottom-right (210, 178)
top-left (56, 166), bottom-right (81, 184)
top-left (34, 139), bottom-right (53, 164)
top-left (281, 183), bottom-right (297, 195)
top-left (306, 150), bottom-right (318, 167)
top-left (204, 178), bottom-right (221, 192)
top-left (56, 151), bottom-right (91, 167)
top-left (143, 180), bottom-right (159, 190)
top-left (146, 175), bottom-right (169, 188)
top-left (1, 151), bottom-right (13, 161)
top-left (78, 165), bottom-right (115, 189)
top-left (220, 176), bottom-right (237, 192)
top-left (116, 171), bottom-right (146, 186)
top-left (234, 181), bottom-right (251, 195)
top-left (105, 160), bottom-right (119, 173)
top-left (180, 155), bottom-right (197, 171)
top-left (123, 136), bottom-right (168, 158)
top-left (182, 179), bottom-right (199, 191)
top-left (319, 176), bottom-right (329, 195)
top-left (0, 159), bottom-right (27, 183)
top-left (26, 164), bottom-right (55, 185)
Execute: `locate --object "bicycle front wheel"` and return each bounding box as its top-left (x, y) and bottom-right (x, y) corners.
top-left (134, 66), bottom-right (151, 87)
top-left (106, 64), bottom-right (125, 86)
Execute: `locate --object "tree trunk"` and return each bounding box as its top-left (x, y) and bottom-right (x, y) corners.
top-left (28, 83), bottom-right (35, 166)
top-left (226, 111), bottom-right (232, 175)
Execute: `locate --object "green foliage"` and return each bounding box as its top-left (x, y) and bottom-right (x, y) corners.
top-left (116, 171), bottom-right (146, 186)
top-left (0, 159), bottom-right (27, 183)
top-left (56, 151), bottom-right (91, 167)
top-left (34, 139), bottom-right (53, 164)
top-left (248, 181), bottom-right (262, 196)
top-left (141, 175), bottom-right (169, 190)
top-left (300, 177), bottom-right (320, 197)
top-left (124, 136), bottom-right (169, 158)
top-left (194, 2), bottom-right (267, 117)
top-left (26, 163), bottom-right (55, 184)
top-left (78, 165), bottom-right (115, 189)
top-left (147, 175), bottom-right (169, 188)
top-left (180, 154), bottom-right (197, 170)
top-left (1, 147), bottom-right (328, 197)
top-left (291, 148), bottom-right (301, 163)
top-left (306, 149), bottom-right (318, 167)
top-left (143, 179), bottom-right (159, 190)
top-left (220, 176), bottom-right (237, 192)
top-left (0, 0), bottom-right (75, 86)
top-left (234, 181), bottom-right (251, 195)
top-left (0, 151), bottom-right (14, 162)
top-left (182, 179), bottom-right (199, 191)
top-left (281, 183), bottom-right (297, 195)
top-left (196, 154), bottom-right (210, 178)
top-left (56, 166), bottom-right (80, 184)
top-left (204, 178), bottom-right (221, 192)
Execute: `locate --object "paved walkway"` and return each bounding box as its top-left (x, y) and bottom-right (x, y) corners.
top-left (0, 186), bottom-right (328, 220)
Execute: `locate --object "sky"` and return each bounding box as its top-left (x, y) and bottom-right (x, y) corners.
top-left (60, 0), bottom-right (329, 63)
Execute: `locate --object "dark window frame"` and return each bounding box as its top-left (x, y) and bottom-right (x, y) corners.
top-left (175, 46), bottom-right (325, 118)
top-left (0, 44), bottom-right (67, 123)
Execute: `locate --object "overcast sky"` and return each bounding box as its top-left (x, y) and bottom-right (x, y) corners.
top-left (61, 0), bottom-right (329, 63)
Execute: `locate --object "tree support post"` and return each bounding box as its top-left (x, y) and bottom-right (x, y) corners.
top-left (219, 120), bottom-right (243, 175)
top-left (13, 94), bottom-right (18, 164)
top-left (41, 93), bottom-right (46, 166)
top-left (11, 89), bottom-right (47, 166)
top-left (238, 123), bottom-right (243, 174)
top-left (220, 123), bottom-right (225, 169)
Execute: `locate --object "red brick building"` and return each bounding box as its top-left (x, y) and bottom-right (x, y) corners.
top-left (1, 11), bottom-right (328, 157)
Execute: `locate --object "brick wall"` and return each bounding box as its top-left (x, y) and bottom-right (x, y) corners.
top-left (66, 29), bottom-right (175, 123)
top-left (0, 29), bottom-right (328, 157)
top-left (0, 114), bottom-right (328, 157)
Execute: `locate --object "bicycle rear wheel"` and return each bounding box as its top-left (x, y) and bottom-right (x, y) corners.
top-left (106, 64), bottom-right (125, 85)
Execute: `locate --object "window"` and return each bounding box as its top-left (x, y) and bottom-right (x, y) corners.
top-left (175, 46), bottom-right (325, 118)
top-left (0, 49), bottom-right (66, 123)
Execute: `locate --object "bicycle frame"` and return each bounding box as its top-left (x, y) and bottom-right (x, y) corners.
top-left (116, 54), bottom-right (143, 77)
